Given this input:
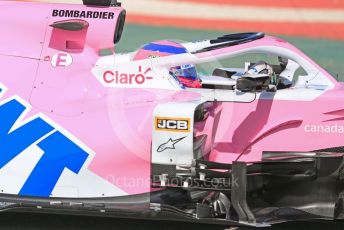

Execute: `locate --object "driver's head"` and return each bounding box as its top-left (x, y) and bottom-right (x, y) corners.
top-left (170, 64), bottom-right (202, 88)
top-left (170, 64), bottom-right (198, 79)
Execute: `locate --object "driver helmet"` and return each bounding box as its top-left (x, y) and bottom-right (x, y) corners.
top-left (170, 64), bottom-right (202, 88)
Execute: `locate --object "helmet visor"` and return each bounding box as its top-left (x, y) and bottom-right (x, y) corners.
top-left (172, 64), bottom-right (198, 80)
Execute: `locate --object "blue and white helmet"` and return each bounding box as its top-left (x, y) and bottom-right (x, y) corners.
top-left (170, 64), bottom-right (198, 80)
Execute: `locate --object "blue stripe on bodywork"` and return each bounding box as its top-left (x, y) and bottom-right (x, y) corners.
top-left (0, 91), bottom-right (89, 197)
top-left (0, 99), bottom-right (54, 169)
top-left (143, 43), bottom-right (187, 54)
top-left (19, 131), bottom-right (89, 197)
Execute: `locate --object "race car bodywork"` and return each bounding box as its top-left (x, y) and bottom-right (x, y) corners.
top-left (0, 0), bottom-right (344, 227)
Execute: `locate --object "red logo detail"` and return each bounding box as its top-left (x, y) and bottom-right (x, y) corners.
top-left (103, 66), bottom-right (153, 85)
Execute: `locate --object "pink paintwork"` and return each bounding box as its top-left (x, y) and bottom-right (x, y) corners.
top-left (210, 89), bottom-right (344, 164)
top-left (1, 1), bottom-right (344, 198)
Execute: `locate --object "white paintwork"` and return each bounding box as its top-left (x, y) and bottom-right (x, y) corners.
top-left (96, 52), bottom-right (135, 66)
top-left (152, 101), bottom-right (201, 166)
top-left (0, 145), bottom-right (45, 194)
top-left (52, 169), bottom-right (127, 198)
top-left (214, 89), bottom-right (256, 102)
top-left (200, 75), bottom-right (236, 86)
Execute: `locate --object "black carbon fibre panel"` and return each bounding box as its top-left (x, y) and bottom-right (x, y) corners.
top-left (316, 146), bottom-right (344, 153)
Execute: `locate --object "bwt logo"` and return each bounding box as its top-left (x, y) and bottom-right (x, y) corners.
top-left (0, 84), bottom-right (89, 197)
top-left (103, 66), bottom-right (153, 85)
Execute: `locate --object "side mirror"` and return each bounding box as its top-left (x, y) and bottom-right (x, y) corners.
top-left (114, 10), bottom-right (126, 44)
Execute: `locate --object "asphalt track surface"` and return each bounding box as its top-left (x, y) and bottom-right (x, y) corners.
top-left (0, 212), bottom-right (344, 230)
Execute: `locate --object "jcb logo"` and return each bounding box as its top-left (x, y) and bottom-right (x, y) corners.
top-left (155, 117), bottom-right (190, 132)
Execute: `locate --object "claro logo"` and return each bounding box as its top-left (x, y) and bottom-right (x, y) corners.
top-left (155, 117), bottom-right (191, 132)
top-left (103, 66), bottom-right (153, 85)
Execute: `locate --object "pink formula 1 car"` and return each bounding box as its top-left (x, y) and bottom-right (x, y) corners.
top-left (0, 0), bottom-right (344, 227)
